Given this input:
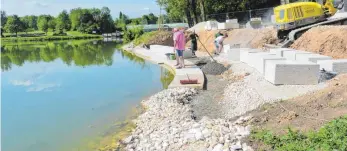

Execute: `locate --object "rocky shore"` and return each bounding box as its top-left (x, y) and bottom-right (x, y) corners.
top-left (122, 88), bottom-right (254, 151)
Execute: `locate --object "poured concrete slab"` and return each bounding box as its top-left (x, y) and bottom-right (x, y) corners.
top-left (282, 50), bottom-right (312, 60)
top-left (264, 60), bottom-right (320, 85)
top-left (269, 48), bottom-right (295, 57)
top-left (317, 59), bottom-right (347, 73)
top-left (124, 45), bottom-right (205, 89)
top-left (295, 53), bottom-right (332, 63)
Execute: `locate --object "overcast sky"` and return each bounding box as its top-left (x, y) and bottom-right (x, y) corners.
top-left (1, 0), bottom-right (163, 18)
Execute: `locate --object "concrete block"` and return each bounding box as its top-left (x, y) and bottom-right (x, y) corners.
top-left (247, 52), bottom-right (276, 67)
top-left (295, 53), bottom-right (332, 63)
top-left (240, 49), bottom-right (261, 63)
top-left (227, 48), bottom-right (251, 61)
top-left (205, 21), bottom-right (219, 30)
top-left (264, 60), bottom-right (320, 85)
top-left (253, 55), bottom-right (286, 74)
top-left (226, 19), bottom-right (238, 23)
top-left (282, 50), bottom-right (312, 60)
top-left (218, 22), bottom-right (239, 30)
top-left (269, 48), bottom-right (295, 57)
top-left (317, 59), bottom-right (347, 73)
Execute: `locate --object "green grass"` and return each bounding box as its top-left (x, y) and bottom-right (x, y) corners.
top-left (1, 31), bottom-right (102, 43)
top-left (251, 115), bottom-right (347, 151)
top-left (133, 31), bottom-right (159, 46)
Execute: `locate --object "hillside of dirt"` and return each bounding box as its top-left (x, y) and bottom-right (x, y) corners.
top-left (248, 74), bottom-right (347, 135)
top-left (186, 27), bottom-right (279, 53)
top-left (291, 26), bottom-right (347, 58)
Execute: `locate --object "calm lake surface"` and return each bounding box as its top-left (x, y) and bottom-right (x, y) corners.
top-left (1, 40), bottom-right (173, 151)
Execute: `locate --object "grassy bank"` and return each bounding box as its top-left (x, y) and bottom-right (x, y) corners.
top-left (1, 31), bottom-right (102, 43)
top-left (251, 115), bottom-right (347, 150)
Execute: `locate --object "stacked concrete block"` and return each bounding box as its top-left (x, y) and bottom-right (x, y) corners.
top-left (205, 21), bottom-right (219, 30)
top-left (227, 48), bottom-right (251, 61)
top-left (264, 60), bottom-right (320, 85)
top-left (183, 49), bottom-right (193, 59)
top-left (247, 52), bottom-right (276, 68)
top-left (317, 59), bottom-right (347, 73)
top-left (240, 49), bottom-right (261, 63)
top-left (253, 55), bottom-right (286, 74)
top-left (295, 53), bottom-right (332, 63)
top-left (226, 19), bottom-right (238, 23)
top-left (217, 22), bottom-right (240, 30)
top-left (269, 48), bottom-right (295, 57)
top-left (282, 50), bottom-right (312, 60)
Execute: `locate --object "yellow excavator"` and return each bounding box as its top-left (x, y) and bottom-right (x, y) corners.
top-left (274, 0), bottom-right (346, 39)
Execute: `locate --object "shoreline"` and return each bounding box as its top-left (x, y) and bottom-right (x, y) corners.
top-left (1, 35), bottom-right (103, 43)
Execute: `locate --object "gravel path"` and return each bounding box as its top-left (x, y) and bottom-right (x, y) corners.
top-left (213, 53), bottom-right (327, 118)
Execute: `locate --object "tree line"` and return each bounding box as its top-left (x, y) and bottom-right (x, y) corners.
top-left (157, 0), bottom-right (281, 27)
top-left (1, 8), bottom-right (172, 37)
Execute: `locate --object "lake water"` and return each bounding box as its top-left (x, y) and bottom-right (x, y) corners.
top-left (1, 40), bottom-right (173, 151)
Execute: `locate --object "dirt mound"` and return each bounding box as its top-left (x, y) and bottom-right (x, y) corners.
top-left (291, 26), bottom-right (347, 58)
top-left (249, 74), bottom-right (347, 135)
top-left (144, 31), bottom-right (174, 46)
top-left (186, 27), bottom-right (278, 53)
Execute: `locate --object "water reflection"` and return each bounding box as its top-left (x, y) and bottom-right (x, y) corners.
top-left (1, 40), bottom-right (145, 71)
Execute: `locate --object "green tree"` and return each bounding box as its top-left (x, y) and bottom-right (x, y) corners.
top-left (1, 11), bottom-right (7, 27)
top-left (99, 7), bottom-right (115, 33)
top-left (56, 10), bottom-right (71, 33)
top-left (21, 15), bottom-right (38, 31)
top-left (4, 15), bottom-right (25, 36)
top-left (37, 15), bottom-right (49, 35)
top-left (69, 8), bottom-right (84, 31)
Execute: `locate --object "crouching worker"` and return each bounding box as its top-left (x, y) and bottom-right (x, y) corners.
top-left (214, 34), bottom-right (228, 55)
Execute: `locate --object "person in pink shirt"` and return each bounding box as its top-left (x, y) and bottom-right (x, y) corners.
top-left (173, 27), bottom-right (186, 69)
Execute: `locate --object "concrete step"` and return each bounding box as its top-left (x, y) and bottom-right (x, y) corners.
top-left (295, 53), bottom-right (332, 63)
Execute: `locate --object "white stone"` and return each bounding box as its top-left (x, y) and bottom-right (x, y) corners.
top-left (317, 59), bottom-right (347, 73)
top-left (295, 53), bottom-right (332, 63)
top-left (282, 50), bottom-right (312, 60)
top-left (264, 60), bottom-right (320, 85)
top-left (240, 49), bottom-right (261, 63)
top-left (269, 48), bottom-right (295, 57)
top-left (212, 144), bottom-right (224, 151)
top-left (195, 131), bottom-right (205, 140)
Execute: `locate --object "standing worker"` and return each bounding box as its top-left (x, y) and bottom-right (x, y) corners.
top-left (173, 28), bottom-right (180, 66)
top-left (214, 34), bottom-right (228, 55)
top-left (189, 30), bottom-right (199, 57)
top-left (173, 27), bottom-right (186, 69)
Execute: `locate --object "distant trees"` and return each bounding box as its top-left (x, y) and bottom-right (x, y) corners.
top-left (37, 15), bottom-right (55, 35)
top-left (55, 10), bottom-right (71, 33)
top-left (4, 15), bottom-right (25, 36)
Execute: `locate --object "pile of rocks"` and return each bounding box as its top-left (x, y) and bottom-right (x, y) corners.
top-left (122, 88), bottom-right (254, 151)
top-left (202, 62), bottom-right (228, 75)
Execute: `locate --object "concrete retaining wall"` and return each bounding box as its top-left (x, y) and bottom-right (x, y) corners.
top-left (270, 48), bottom-right (295, 57)
top-left (282, 50), bottom-right (312, 60)
top-left (247, 52), bottom-right (276, 67)
top-left (240, 49), bottom-right (261, 64)
top-left (317, 59), bottom-right (347, 73)
top-left (217, 22), bottom-right (240, 30)
top-left (254, 56), bottom-right (286, 74)
top-left (264, 60), bottom-right (320, 85)
top-left (295, 53), bottom-right (332, 63)
top-left (227, 48), bottom-right (250, 61)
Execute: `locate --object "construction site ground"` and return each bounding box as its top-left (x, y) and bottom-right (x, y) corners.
top-left (137, 24), bottom-right (347, 137)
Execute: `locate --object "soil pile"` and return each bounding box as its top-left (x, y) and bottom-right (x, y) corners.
top-left (201, 62), bottom-right (228, 75)
top-left (291, 26), bottom-right (347, 58)
top-left (186, 27), bottom-right (278, 53)
top-left (145, 31), bottom-right (175, 46)
top-left (249, 74), bottom-right (347, 135)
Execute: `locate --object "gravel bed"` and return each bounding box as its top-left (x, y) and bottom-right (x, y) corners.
top-left (201, 62), bottom-right (228, 75)
top-left (122, 88), bottom-right (254, 151)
